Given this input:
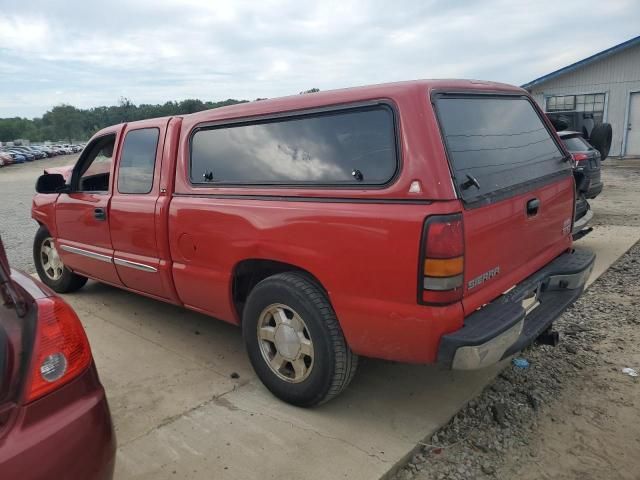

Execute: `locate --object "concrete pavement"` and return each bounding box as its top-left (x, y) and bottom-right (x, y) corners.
top-left (67, 281), bottom-right (506, 479)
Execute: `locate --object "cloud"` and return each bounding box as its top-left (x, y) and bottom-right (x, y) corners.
top-left (0, 0), bottom-right (639, 117)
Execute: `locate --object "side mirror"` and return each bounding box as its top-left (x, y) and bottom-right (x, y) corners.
top-left (35, 173), bottom-right (69, 194)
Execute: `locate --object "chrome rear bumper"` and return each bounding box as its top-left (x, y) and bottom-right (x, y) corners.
top-left (438, 248), bottom-right (595, 370)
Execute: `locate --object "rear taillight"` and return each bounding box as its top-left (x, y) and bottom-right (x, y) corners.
top-left (25, 296), bottom-right (91, 402)
top-left (419, 214), bottom-right (464, 305)
top-left (571, 152), bottom-right (588, 164)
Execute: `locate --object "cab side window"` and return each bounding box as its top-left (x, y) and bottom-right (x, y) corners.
top-left (75, 135), bottom-right (116, 192)
top-left (117, 128), bottom-right (160, 194)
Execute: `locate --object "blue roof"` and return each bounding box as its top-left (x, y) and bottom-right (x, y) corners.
top-left (522, 35), bottom-right (640, 90)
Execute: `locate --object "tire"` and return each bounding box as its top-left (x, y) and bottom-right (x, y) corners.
top-left (242, 272), bottom-right (358, 407)
top-left (589, 123), bottom-right (612, 161)
top-left (33, 226), bottom-right (87, 293)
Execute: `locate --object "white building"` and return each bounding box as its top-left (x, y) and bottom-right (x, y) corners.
top-left (523, 35), bottom-right (640, 158)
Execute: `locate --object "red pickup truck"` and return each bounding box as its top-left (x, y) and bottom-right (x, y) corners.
top-left (32, 80), bottom-right (595, 406)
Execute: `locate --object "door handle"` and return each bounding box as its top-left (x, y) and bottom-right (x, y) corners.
top-left (526, 198), bottom-right (540, 216)
top-left (94, 208), bottom-right (107, 221)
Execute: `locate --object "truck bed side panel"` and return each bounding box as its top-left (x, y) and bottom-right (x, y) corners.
top-left (168, 197), bottom-right (463, 363)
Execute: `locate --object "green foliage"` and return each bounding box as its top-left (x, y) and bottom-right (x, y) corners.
top-left (0, 98), bottom-right (248, 143)
top-left (42, 105), bottom-right (83, 144)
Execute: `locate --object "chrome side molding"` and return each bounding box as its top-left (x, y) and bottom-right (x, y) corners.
top-left (60, 244), bottom-right (157, 273)
top-left (60, 245), bottom-right (113, 264)
top-left (113, 258), bottom-right (158, 273)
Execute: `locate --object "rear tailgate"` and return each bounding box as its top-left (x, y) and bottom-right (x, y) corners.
top-left (435, 94), bottom-right (574, 314)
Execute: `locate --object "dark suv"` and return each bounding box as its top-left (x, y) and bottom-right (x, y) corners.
top-left (557, 131), bottom-right (603, 239)
top-left (558, 131), bottom-right (603, 200)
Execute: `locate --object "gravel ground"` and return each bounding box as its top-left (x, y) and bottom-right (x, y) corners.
top-left (0, 154), bottom-right (79, 273)
top-left (392, 241), bottom-right (640, 480)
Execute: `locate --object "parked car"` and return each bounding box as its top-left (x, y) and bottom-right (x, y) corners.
top-left (43, 146), bottom-right (59, 156)
top-left (546, 118), bottom-right (611, 240)
top-left (0, 237), bottom-right (116, 479)
top-left (27, 147), bottom-right (47, 159)
top-left (32, 80), bottom-right (595, 406)
top-left (558, 131), bottom-right (604, 200)
top-left (58, 145), bottom-right (73, 154)
top-left (48, 146), bottom-right (65, 155)
top-left (25, 146), bottom-right (44, 158)
top-left (12, 147), bottom-right (44, 160)
top-left (0, 152), bottom-right (13, 167)
top-left (8, 149), bottom-right (35, 162)
top-left (12, 152), bottom-right (27, 163)
top-left (43, 147), bottom-right (56, 157)
top-left (30, 146), bottom-right (53, 158)
top-left (2, 150), bottom-right (26, 163)
top-left (25, 147), bottom-right (47, 160)
top-left (49, 146), bottom-right (65, 155)
top-left (561, 130), bottom-right (606, 240)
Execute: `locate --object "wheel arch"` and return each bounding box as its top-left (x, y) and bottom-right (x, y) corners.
top-left (32, 195), bottom-right (58, 237)
top-left (231, 258), bottom-right (328, 321)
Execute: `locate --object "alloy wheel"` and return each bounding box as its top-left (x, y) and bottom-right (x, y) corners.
top-left (257, 303), bottom-right (314, 383)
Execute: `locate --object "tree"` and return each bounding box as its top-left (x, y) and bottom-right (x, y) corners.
top-left (0, 97), bottom-right (250, 143)
top-left (178, 99), bottom-right (206, 114)
top-left (0, 118), bottom-right (24, 142)
top-left (42, 105), bottom-right (84, 143)
top-left (299, 88), bottom-right (320, 94)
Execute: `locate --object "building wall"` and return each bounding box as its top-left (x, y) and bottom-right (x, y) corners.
top-left (529, 44), bottom-right (640, 157)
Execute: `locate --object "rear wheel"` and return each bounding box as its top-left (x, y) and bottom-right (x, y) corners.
top-left (33, 226), bottom-right (87, 293)
top-left (242, 272), bottom-right (358, 407)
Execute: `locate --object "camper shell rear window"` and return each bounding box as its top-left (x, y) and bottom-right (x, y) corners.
top-left (435, 94), bottom-right (569, 204)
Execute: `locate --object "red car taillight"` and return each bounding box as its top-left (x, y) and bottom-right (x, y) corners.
top-left (571, 152), bottom-right (588, 164)
top-left (25, 296), bottom-right (92, 403)
top-left (419, 214), bottom-right (464, 305)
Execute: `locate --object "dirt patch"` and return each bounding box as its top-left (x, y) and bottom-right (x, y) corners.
top-left (393, 242), bottom-right (640, 480)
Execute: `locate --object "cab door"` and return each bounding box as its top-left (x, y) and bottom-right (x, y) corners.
top-left (55, 129), bottom-right (123, 285)
top-left (109, 118), bottom-right (174, 300)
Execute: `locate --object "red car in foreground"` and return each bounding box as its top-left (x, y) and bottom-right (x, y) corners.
top-left (0, 238), bottom-right (115, 479)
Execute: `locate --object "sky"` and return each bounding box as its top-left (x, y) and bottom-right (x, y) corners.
top-left (1, 0), bottom-right (639, 118)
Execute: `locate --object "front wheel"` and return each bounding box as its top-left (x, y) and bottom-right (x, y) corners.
top-left (242, 272), bottom-right (358, 407)
top-left (33, 226), bottom-right (87, 293)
